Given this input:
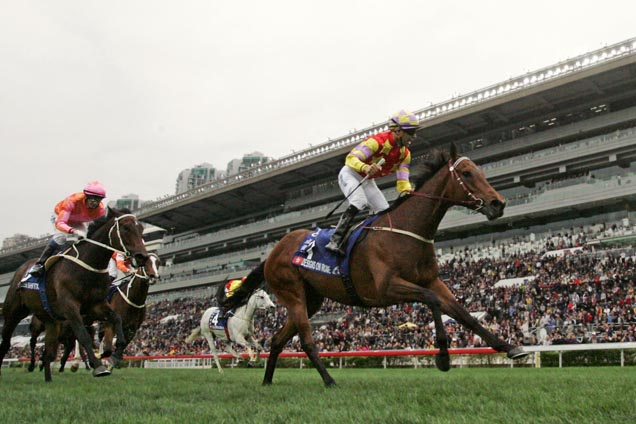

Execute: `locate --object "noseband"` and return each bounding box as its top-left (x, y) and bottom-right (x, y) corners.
top-left (407, 156), bottom-right (484, 210)
top-left (63, 214), bottom-right (147, 273)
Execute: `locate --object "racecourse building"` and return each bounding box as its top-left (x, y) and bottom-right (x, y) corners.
top-left (2, 37), bottom-right (636, 305)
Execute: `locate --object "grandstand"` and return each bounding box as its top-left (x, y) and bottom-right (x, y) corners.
top-left (2, 37), bottom-right (636, 313)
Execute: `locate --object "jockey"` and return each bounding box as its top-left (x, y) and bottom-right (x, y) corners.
top-left (108, 251), bottom-right (134, 283)
top-left (30, 181), bottom-right (107, 277)
top-left (217, 276), bottom-right (247, 320)
top-left (325, 110), bottom-right (420, 254)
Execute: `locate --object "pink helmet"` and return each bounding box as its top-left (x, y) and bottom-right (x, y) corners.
top-left (83, 181), bottom-right (106, 198)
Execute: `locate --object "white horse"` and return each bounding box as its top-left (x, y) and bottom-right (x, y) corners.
top-left (185, 288), bottom-right (275, 373)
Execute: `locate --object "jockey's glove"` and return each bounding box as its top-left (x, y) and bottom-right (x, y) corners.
top-left (73, 229), bottom-right (87, 239)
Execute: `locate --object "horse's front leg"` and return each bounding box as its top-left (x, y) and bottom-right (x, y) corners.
top-left (60, 301), bottom-right (110, 377)
top-left (428, 278), bottom-right (528, 360)
top-left (94, 303), bottom-right (126, 360)
top-left (385, 276), bottom-right (450, 371)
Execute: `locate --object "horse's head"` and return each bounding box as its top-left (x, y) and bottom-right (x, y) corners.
top-left (445, 143), bottom-right (506, 220)
top-left (250, 288), bottom-right (275, 310)
top-left (137, 253), bottom-right (161, 284)
top-left (104, 208), bottom-right (157, 276)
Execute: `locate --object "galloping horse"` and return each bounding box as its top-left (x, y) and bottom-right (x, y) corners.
top-left (100, 253), bottom-right (161, 368)
top-left (0, 208), bottom-right (154, 382)
top-left (225, 145), bottom-right (528, 387)
top-left (185, 288), bottom-right (275, 373)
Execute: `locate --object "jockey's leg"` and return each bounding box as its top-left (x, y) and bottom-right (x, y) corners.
top-left (30, 241), bottom-right (60, 277)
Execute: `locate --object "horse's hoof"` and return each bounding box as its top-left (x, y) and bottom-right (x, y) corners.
top-left (324, 380), bottom-right (337, 388)
top-left (435, 351), bottom-right (451, 372)
top-left (27, 366), bottom-right (34, 373)
top-left (93, 365), bottom-right (111, 377)
top-left (507, 347), bottom-right (529, 360)
top-left (70, 363), bottom-right (79, 373)
top-left (58, 368), bottom-right (65, 373)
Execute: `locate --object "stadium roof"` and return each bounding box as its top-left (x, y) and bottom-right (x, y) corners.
top-left (137, 40), bottom-right (636, 234)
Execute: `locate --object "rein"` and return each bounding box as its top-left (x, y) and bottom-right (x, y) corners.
top-left (405, 156), bottom-right (484, 210)
top-left (113, 259), bottom-right (157, 309)
top-left (362, 156), bottom-right (484, 245)
top-left (58, 214), bottom-right (143, 274)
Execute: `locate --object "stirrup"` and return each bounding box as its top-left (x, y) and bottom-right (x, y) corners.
top-left (325, 240), bottom-right (345, 255)
top-left (30, 263), bottom-right (44, 277)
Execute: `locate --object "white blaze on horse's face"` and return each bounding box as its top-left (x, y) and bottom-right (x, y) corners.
top-left (144, 254), bottom-right (160, 282)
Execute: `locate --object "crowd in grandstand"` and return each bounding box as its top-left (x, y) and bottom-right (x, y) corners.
top-left (7, 223), bottom-right (636, 359)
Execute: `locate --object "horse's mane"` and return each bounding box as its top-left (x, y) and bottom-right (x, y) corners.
top-left (381, 148), bottom-right (450, 214)
top-left (87, 207), bottom-right (131, 238)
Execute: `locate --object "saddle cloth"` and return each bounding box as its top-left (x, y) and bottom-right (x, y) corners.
top-left (291, 215), bottom-right (380, 276)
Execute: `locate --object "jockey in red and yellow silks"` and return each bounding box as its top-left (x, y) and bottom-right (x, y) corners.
top-left (325, 110), bottom-right (420, 255)
top-left (217, 277), bottom-right (247, 320)
top-left (225, 277), bottom-right (247, 299)
top-left (345, 130), bottom-right (413, 193)
top-left (29, 181), bottom-right (107, 277)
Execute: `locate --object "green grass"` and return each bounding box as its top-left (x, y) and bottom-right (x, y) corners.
top-left (1, 366), bottom-right (634, 424)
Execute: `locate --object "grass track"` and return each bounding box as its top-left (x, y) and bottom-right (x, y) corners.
top-left (1, 366), bottom-right (634, 424)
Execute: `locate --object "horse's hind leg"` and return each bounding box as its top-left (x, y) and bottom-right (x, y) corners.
top-left (429, 278), bottom-right (528, 360)
top-left (28, 331), bottom-right (39, 372)
top-left (0, 308), bottom-right (30, 376)
top-left (266, 288), bottom-right (334, 387)
top-left (41, 322), bottom-right (61, 382)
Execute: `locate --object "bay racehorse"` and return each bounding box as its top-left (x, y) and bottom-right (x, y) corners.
top-left (185, 288), bottom-right (275, 373)
top-left (0, 208), bottom-right (155, 382)
top-left (224, 145), bottom-right (528, 387)
top-left (100, 253), bottom-right (160, 368)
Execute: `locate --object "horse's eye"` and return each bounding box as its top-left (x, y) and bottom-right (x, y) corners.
top-left (462, 171), bottom-right (471, 178)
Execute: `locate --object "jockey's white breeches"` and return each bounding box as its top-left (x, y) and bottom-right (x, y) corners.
top-left (337, 166), bottom-right (389, 214)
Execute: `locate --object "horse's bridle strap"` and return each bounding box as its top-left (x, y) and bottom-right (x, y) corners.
top-left (57, 254), bottom-right (109, 273)
top-left (116, 282), bottom-right (146, 309)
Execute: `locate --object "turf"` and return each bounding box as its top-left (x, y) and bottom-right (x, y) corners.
top-left (0, 366), bottom-right (634, 423)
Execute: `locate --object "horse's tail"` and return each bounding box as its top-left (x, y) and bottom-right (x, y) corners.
top-left (185, 326), bottom-right (202, 344)
top-left (223, 260), bottom-right (266, 311)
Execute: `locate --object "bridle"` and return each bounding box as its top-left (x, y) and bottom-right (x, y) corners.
top-left (59, 214), bottom-right (148, 273)
top-left (363, 155), bottom-right (486, 244)
top-left (406, 156), bottom-right (485, 211)
top-left (112, 254), bottom-right (160, 309)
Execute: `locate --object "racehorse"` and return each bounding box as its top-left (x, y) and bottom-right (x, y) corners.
top-left (100, 253), bottom-right (161, 368)
top-left (27, 315), bottom-right (93, 373)
top-left (224, 145), bottom-right (528, 387)
top-left (185, 288), bottom-right (275, 373)
top-left (0, 208), bottom-right (154, 382)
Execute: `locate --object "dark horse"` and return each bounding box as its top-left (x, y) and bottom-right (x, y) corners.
top-left (225, 145), bottom-right (528, 387)
top-left (100, 253), bottom-right (161, 368)
top-left (0, 208), bottom-right (154, 382)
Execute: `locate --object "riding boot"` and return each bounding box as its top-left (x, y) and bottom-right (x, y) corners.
top-left (325, 205), bottom-right (359, 255)
top-left (30, 242), bottom-right (60, 277)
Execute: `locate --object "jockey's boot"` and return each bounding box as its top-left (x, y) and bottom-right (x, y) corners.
top-left (30, 242), bottom-right (59, 277)
top-left (325, 205), bottom-right (359, 255)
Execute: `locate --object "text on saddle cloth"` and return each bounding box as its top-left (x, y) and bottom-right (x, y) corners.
top-left (19, 269), bottom-right (57, 319)
top-left (291, 215), bottom-right (380, 276)
top-left (208, 309), bottom-right (232, 340)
